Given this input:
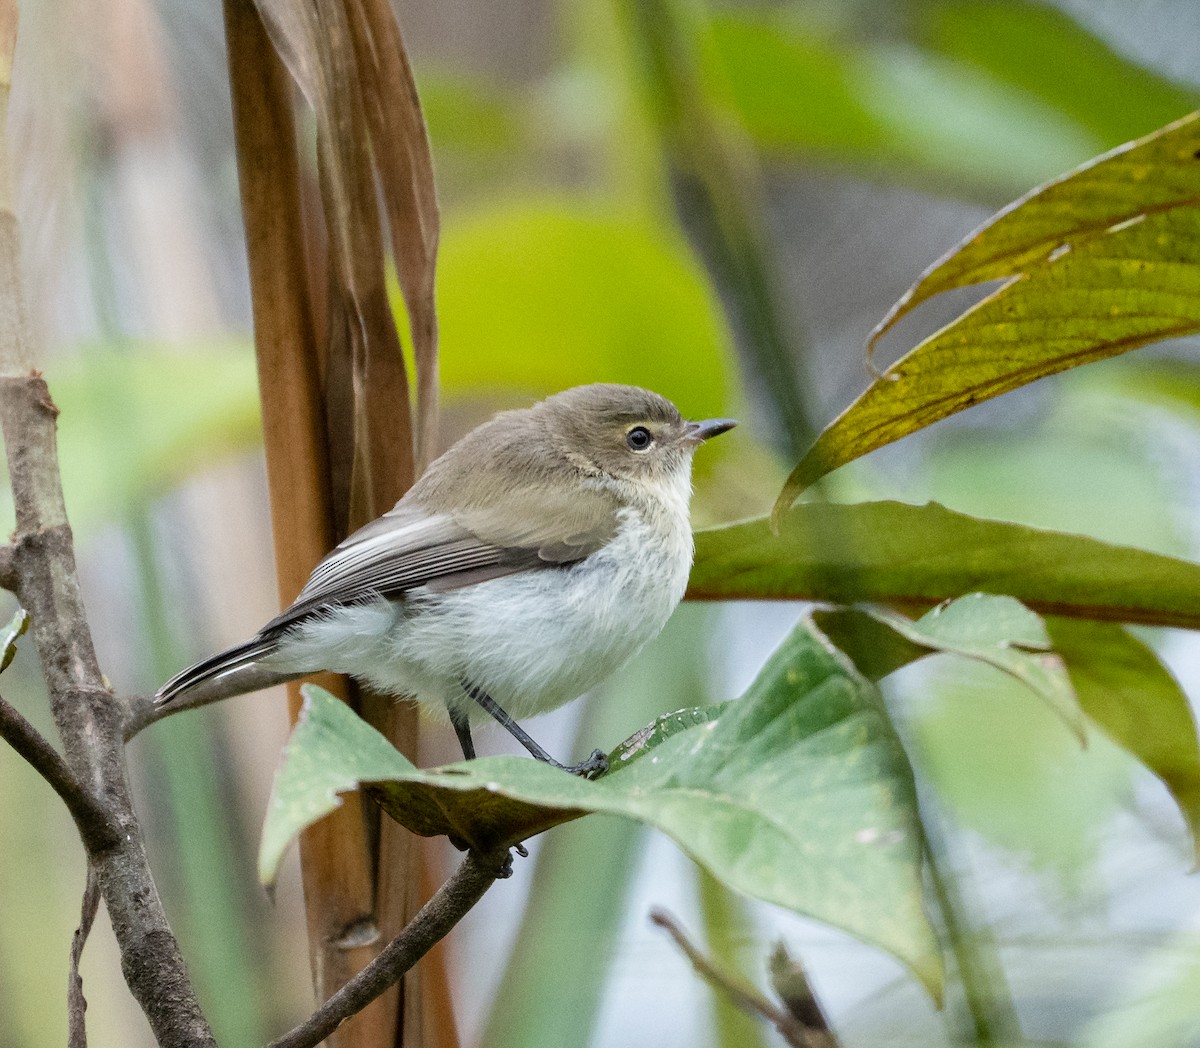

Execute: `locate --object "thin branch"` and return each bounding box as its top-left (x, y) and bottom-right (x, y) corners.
top-left (0, 691), bottom-right (118, 852)
top-left (270, 845), bottom-right (512, 1048)
top-left (68, 864), bottom-right (101, 1048)
top-left (650, 909), bottom-right (826, 1048)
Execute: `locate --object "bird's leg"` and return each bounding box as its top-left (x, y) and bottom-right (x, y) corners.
top-left (460, 681), bottom-right (608, 779)
top-left (448, 703), bottom-right (476, 761)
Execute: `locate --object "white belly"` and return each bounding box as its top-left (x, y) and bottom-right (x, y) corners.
top-left (272, 505), bottom-right (693, 723)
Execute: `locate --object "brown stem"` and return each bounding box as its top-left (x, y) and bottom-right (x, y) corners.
top-left (0, 373), bottom-right (216, 1048)
top-left (0, 691), bottom-right (118, 852)
top-left (270, 846), bottom-right (510, 1048)
top-left (122, 663), bottom-right (301, 741)
top-left (223, 1), bottom-right (398, 1042)
top-left (68, 864), bottom-right (101, 1048)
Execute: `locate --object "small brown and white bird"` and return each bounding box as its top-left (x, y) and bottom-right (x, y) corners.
top-left (157, 384), bottom-right (735, 775)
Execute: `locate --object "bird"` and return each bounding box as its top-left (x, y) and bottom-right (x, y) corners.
top-left (156, 383), bottom-right (736, 777)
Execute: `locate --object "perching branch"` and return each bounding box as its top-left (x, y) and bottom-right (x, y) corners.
top-left (0, 692), bottom-right (118, 852)
top-left (0, 370), bottom-right (216, 1048)
top-left (269, 845), bottom-right (512, 1048)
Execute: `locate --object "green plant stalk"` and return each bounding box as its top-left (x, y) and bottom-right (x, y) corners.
top-left (698, 867), bottom-right (771, 1048)
top-left (568, 0), bottom-right (673, 219)
top-left (481, 816), bottom-right (643, 1048)
top-left (618, 0), bottom-right (814, 456)
top-left (922, 813), bottom-right (1021, 1046)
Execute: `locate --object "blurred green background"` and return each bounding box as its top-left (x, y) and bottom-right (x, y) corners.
top-left (3, 0), bottom-right (1200, 1045)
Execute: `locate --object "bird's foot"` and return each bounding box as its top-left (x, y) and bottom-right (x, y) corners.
top-left (563, 749), bottom-right (609, 780)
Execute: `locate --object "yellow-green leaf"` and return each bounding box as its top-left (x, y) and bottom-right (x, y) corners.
top-left (773, 113), bottom-right (1200, 522)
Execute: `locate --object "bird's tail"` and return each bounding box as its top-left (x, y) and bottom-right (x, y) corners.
top-left (156, 636), bottom-right (302, 708)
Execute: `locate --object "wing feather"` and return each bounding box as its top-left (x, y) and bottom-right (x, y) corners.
top-left (260, 484), bottom-right (620, 638)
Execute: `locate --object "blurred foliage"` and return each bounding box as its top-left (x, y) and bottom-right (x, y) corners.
top-left (916, 0), bottom-right (1199, 147)
top-left (708, 9), bottom-right (1100, 196)
top-left (433, 203), bottom-right (736, 417)
top-left (35, 346), bottom-right (259, 532)
top-left (1077, 925), bottom-right (1200, 1048)
top-left (910, 659), bottom-right (1129, 882)
top-left (1049, 617), bottom-right (1200, 851)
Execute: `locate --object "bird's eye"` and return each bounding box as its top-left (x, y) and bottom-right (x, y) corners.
top-left (626, 426), bottom-right (653, 451)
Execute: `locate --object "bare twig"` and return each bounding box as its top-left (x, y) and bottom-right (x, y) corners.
top-left (270, 846), bottom-right (511, 1048)
top-left (0, 384), bottom-right (215, 1048)
top-left (0, 691), bottom-right (118, 852)
top-left (650, 909), bottom-right (829, 1048)
top-left (68, 864), bottom-right (101, 1048)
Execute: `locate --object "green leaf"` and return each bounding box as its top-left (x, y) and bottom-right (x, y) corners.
top-left (813, 607), bottom-right (929, 683)
top-left (690, 502), bottom-right (1200, 630)
top-left (261, 620), bottom-right (942, 993)
top-left (606, 703), bottom-right (729, 768)
top-left (860, 595), bottom-right (1083, 739)
top-left (0, 608), bottom-right (28, 674)
top-left (1047, 618), bottom-right (1200, 854)
top-left (773, 113), bottom-right (1200, 518)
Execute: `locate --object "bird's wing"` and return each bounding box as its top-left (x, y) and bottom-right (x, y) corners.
top-left (259, 487), bottom-right (620, 637)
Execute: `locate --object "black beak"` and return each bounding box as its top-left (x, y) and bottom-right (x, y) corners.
top-left (684, 418), bottom-right (738, 446)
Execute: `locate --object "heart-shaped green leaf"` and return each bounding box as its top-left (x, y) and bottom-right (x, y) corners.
top-left (260, 618), bottom-right (942, 994)
top-left (820, 594), bottom-right (1083, 739)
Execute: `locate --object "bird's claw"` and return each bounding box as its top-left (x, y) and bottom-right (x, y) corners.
top-left (564, 749), bottom-right (608, 780)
